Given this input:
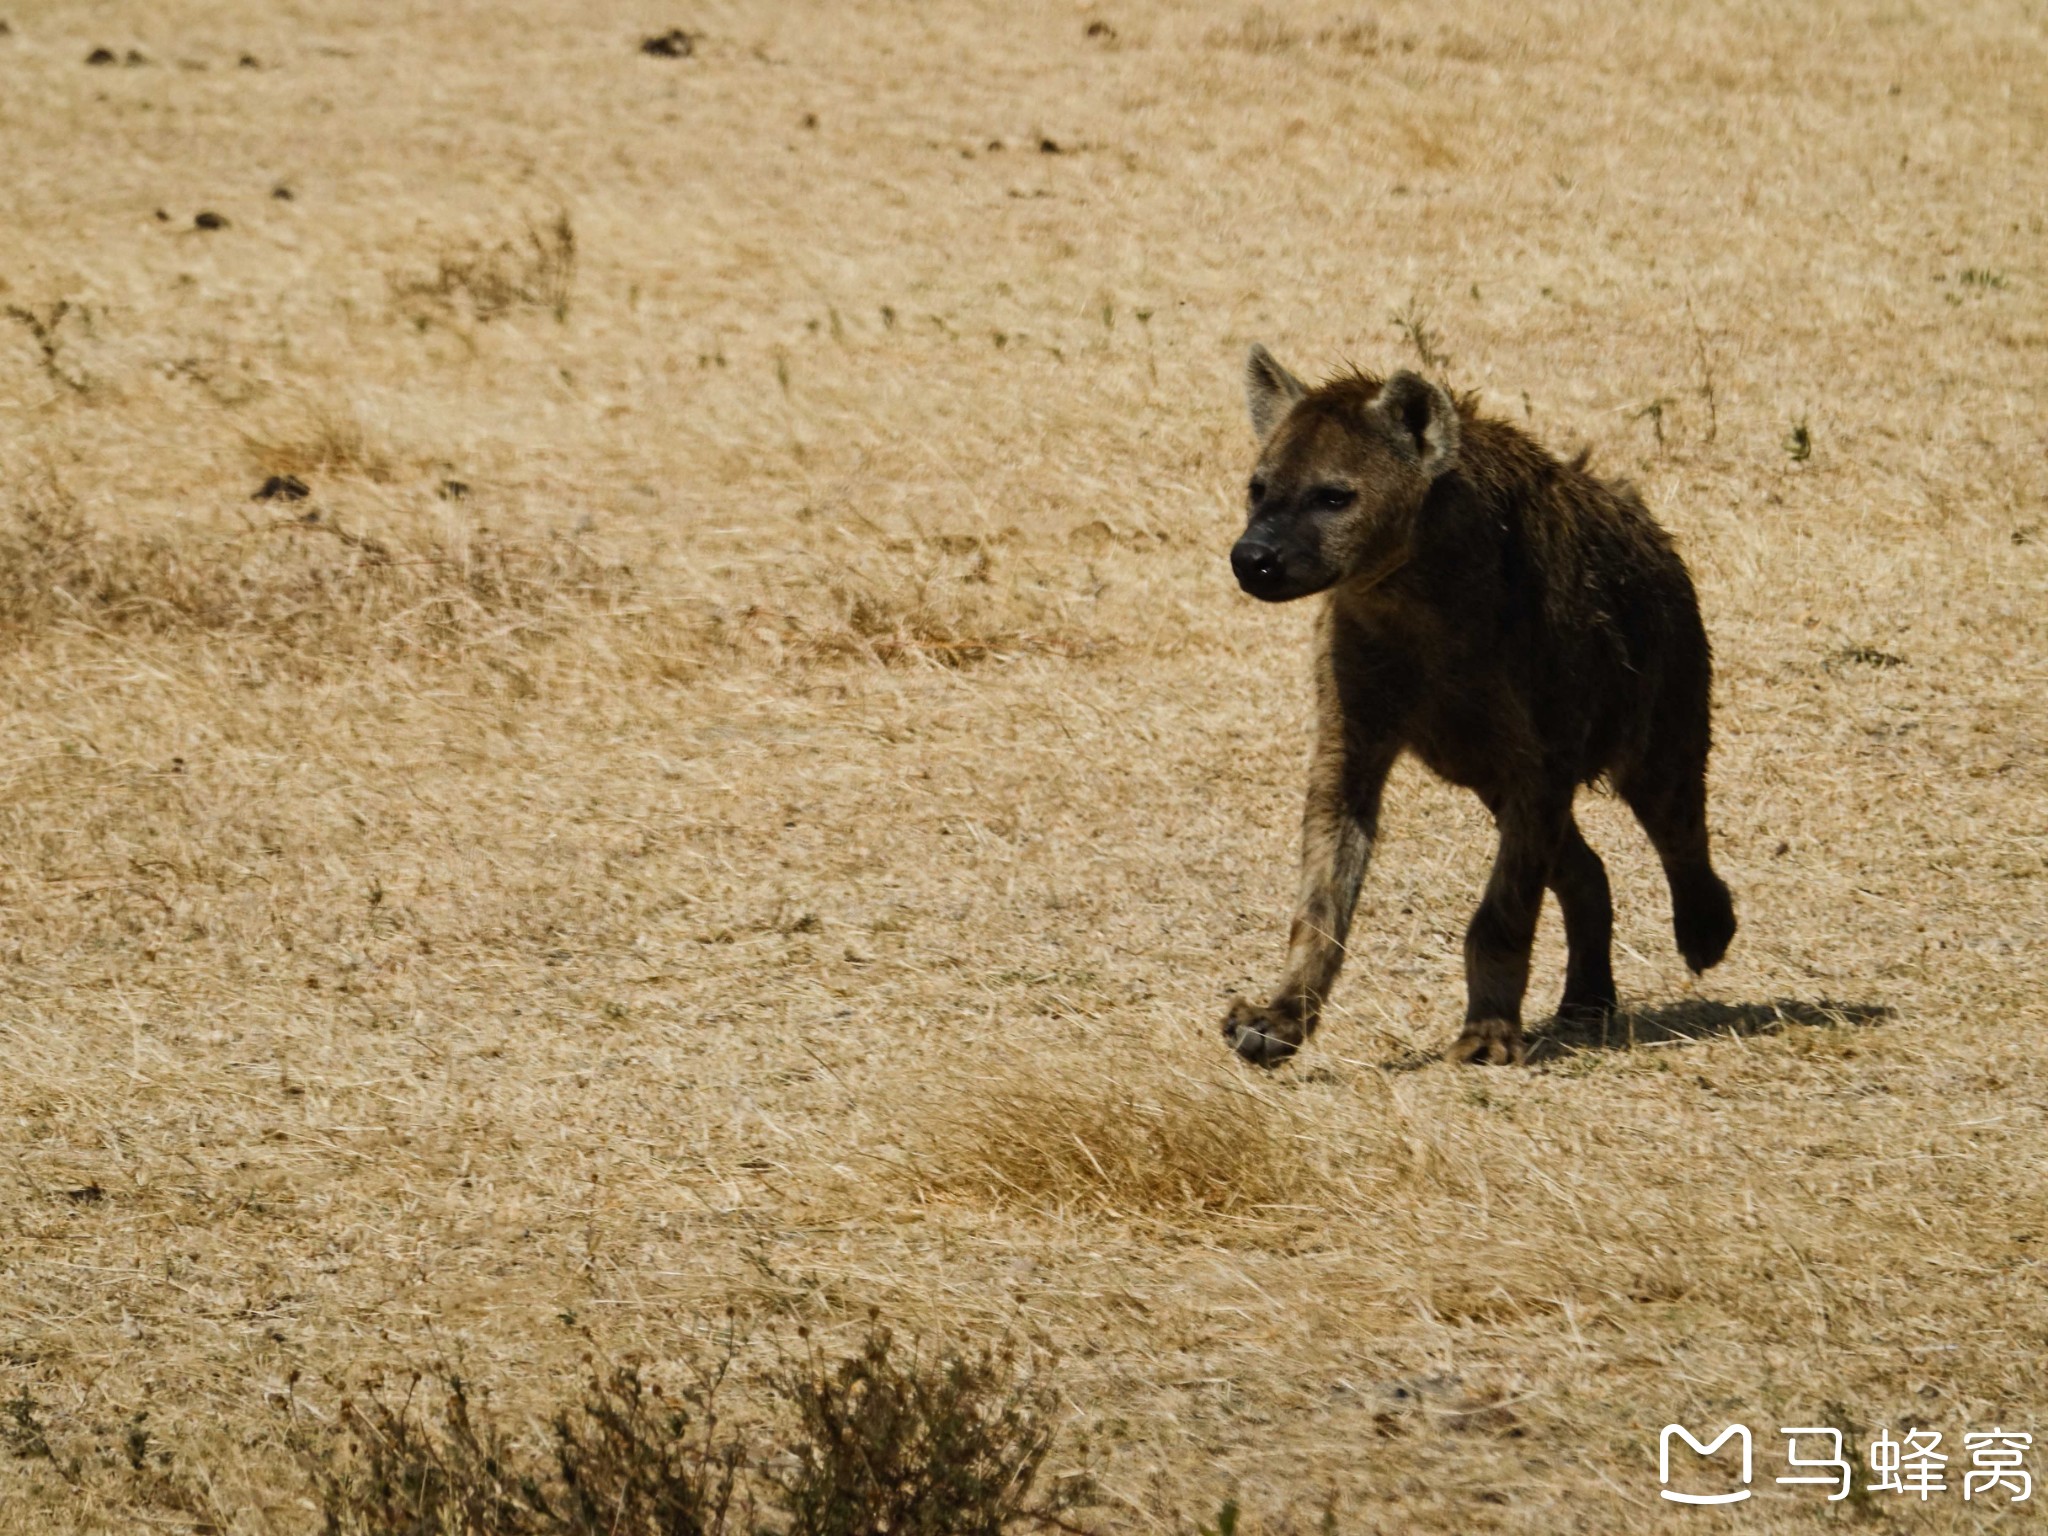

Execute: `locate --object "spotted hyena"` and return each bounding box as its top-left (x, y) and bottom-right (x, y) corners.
top-left (1221, 346), bottom-right (1736, 1066)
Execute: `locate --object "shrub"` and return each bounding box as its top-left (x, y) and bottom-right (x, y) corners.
top-left (304, 1324), bottom-right (1094, 1536)
top-left (311, 1362), bottom-right (745, 1536)
top-left (768, 1324), bottom-right (1094, 1536)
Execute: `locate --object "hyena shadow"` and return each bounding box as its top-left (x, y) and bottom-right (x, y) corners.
top-left (1375, 998), bottom-right (1893, 1070)
top-left (1530, 997), bottom-right (1894, 1062)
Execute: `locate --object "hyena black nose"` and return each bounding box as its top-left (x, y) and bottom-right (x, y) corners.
top-left (1231, 538), bottom-right (1284, 593)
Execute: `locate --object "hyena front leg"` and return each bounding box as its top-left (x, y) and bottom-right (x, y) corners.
top-left (1224, 728), bottom-right (1397, 1067)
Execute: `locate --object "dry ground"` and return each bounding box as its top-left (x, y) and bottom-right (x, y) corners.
top-left (2, 0), bottom-right (2046, 1530)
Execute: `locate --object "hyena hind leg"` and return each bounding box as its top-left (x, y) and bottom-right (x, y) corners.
top-left (1618, 766), bottom-right (1736, 974)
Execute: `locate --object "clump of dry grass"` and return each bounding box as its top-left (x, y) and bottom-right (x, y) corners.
top-left (707, 538), bottom-right (1097, 668)
top-left (915, 1067), bottom-right (1325, 1220)
top-left (242, 399), bottom-right (401, 484)
top-left (0, 479), bottom-right (634, 657)
top-left (0, 485), bottom-right (1101, 676)
top-left (1205, 8), bottom-right (1385, 56)
top-left (3, 301), bottom-right (94, 395)
top-left (391, 211), bottom-right (578, 325)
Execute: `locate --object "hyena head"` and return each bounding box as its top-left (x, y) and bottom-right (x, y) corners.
top-left (1231, 343), bottom-right (1462, 603)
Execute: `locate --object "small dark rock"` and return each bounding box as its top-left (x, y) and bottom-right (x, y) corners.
top-left (801, 111), bottom-right (818, 129)
top-left (1085, 19), bottom-right (1116, 39)
top-left (253, 474), bottom-right (310, 502)
top-left (1038, 136), bottom-right (1061, 153)
top-left (272, 184), bottom-right (294, 200)
top-left (640, 28), bottom-right (695, 57)
top-left (86, 45), bottom-right (117, 64)
top-left (154, 208), bottom-right (170, 222)
top-left (438, 479), bottom-right (470, 501)
top-left (238, 53), bottom-right (259, 67)
top-left (123, 48), bottom-right (145, 65)
top-left (194, 210), bottom-right (228, 230)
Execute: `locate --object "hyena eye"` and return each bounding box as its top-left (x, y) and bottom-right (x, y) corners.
top-left (1247, 478), bottom-right (1267, 504)
top-left (1312, 486), bottom-right (1357, 510)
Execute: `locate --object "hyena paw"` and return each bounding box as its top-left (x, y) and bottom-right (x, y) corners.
top-left (1222, 998), bottom-right (1312, 1067)
top-left (1675, 873), bottom-right (1737, 974)
top-left (1447, 1017), bottom-right (1528, 1067)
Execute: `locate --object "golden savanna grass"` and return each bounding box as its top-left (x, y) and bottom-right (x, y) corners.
top-left (2, 0), bottom-right (2045, 1530)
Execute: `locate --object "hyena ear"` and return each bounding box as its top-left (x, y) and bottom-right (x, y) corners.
top-left (1377, 370), bottom-right (1461, 479)
top-left (1245, 343), bottom-right (1307, 440)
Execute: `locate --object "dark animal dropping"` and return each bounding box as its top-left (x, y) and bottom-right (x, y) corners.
top-left (640, 28), bottom-right (695, 57)
top-left (194, 210), bottom-right (228, 230)
top-left (253, 474), bottom-right (310, 502)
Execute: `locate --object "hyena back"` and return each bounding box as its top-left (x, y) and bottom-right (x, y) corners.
top-left (1223, 346), bottom-right (1735, 1067)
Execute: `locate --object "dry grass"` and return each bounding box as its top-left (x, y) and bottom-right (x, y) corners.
top-left (0, 478), bottom-right (634, 653)
top-left (914, 1063), bottom-right (1330, 1221)
top-left (391, 211), bottom-right (578, 327)
top-left (2, 0), bottom-right (2046, 1532)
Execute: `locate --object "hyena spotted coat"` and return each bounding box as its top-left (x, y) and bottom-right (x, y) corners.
top-left (1222, 346), bottom-right (1736, 1066)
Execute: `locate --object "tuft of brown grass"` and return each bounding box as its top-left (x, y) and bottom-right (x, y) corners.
top-left (916, 1066), bottom-right (1324, 1220)
top-left (392, 211), bottom-right (578, 325)
top-left (242, 399), bottom-right (401, 484)
top-left (0, 479), bottom-right (635, 657)
top-left (709, 539), bottom-right (1097, 668)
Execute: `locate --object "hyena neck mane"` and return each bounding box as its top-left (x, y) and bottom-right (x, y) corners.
top-left (1433, 402), bottom-right (1659, 600)
top-left (1425, 400), bottom-right (1597, 529)
top-left (1317, 391), bottom-right (1666, 667)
